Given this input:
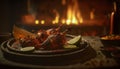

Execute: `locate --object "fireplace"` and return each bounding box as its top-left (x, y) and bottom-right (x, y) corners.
top-left (0, 0), bottom-right (120, 36)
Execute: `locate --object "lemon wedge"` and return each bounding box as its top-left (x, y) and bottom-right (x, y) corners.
top-left (64, 44), bottom-right (78, 48)
top-left (20, 47), bottom-right (35, 52)
top-left (67, 35), bottom-right (81, 45)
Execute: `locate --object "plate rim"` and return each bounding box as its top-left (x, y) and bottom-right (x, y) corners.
top-left (4, 38), bottom-right (90, 57)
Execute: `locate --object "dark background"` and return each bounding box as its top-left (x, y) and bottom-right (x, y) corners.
top-left (0, 0), bottom-right (27, 33)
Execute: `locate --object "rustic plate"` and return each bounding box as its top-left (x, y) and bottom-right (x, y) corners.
top-left (1, 40), bottom-right (96, 65)
top-left (7, 37), bottom-right (88, 55)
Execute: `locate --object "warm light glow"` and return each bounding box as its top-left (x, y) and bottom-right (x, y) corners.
top-left (35, 20), bottom-right (39, 24)
top-left (53, 16), bottom-right (59, 24)
top-left (79, 18), bottom-right (83, 23)
top-left (90, 9), bottom-right (95, 20)
top-left (55, 17), bottom-right (59, 23)
top-left (61, 19), bottom-right (66, 24)
top-left (66, 0), bottom-right (83, 25)
top-left (52, 0), bottom-right (83, 25)
top-left (52, 21), bottom-right (56, 24)
top-left (37, 32), bottom-right (41, 35)
top-left (62, 0), bottom-right (66, 5)
top-left (66, 20), bottom-right (71, 25)
top-left (113, 1), bottom-right (116, 12)
top-left (71, 17), bottom-right (78, 24)
top-left (41, 20), bottom-right (45, 24)
top-left (52, 10), bottom-right (59, 24)
top-left (90, 11), bottom-right (94, 20)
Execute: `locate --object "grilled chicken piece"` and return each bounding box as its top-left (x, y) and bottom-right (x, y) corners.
top-left (19, 25), bottom-right (67, 50)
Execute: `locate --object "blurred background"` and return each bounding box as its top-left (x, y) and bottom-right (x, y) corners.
top-left (0, 0), bottom-right (119, 36)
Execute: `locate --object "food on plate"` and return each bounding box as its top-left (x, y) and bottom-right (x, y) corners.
top-left (101, 35), bottom-right (120, 40)
top-left (63, 45), bottom-right (78, 49)
top-left (12, 25), bottom-right (87, 51)
top-left (13, 25), bottom-right (36, 39)
top-left (20, 47), bottom-right (35, 52)
top-left (16, 25), bottom-right (67, 50)
top-left (67, 35), bottom-right (81, 45)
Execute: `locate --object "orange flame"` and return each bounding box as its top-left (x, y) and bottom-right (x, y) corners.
top-left (65, 0), bottom-right (83, 25)
top-left (52, 10), bottom-right (59, 24)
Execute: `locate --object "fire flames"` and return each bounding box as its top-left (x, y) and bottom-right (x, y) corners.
top-left (24, 0), bottom-right (106, 27)
top-left (53, 0), bottom-right (83, 25)
top-left (35, 0), bottom-right (83, 25)
top-left (66, 0), bottom-right (83, 25)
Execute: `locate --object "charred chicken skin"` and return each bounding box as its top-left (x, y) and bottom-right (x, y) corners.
top-left (19, 25), bottom-right (67, 50)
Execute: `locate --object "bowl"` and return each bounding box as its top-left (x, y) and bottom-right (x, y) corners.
top-left (101, 39), bottom-right (120, 46)
top-left (100, 35), bottom-right (120, 46)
